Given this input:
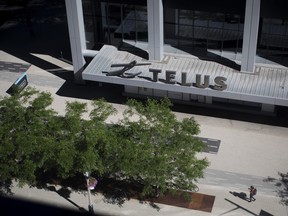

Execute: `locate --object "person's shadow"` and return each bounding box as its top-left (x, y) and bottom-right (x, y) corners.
top-left (229, 191), bottom-right (252, 202)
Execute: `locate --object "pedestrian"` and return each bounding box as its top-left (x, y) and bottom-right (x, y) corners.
top-left (248, 186), bottom-right (257, 202)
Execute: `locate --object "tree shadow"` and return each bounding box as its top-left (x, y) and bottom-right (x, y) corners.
top-left (0, 179), bottom-right (13, 196)
top-left (278, 172), bottom-right (288, 205)
top-left (34, 172), bottom-right (159, 210)
top-left (263, 172), bottom-right (288, 206)
top-left (96, 177), bottom-right (144, 207)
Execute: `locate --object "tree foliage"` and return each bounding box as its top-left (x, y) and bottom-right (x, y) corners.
top-left (0, 87), bottom-right (57, 186)
top-left (0, 88), bottom-right (208, 198)
top-left (114, 98), bottom-right (209, 197)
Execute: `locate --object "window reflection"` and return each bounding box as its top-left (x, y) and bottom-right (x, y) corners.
top-left (82, 1), bottom-right (147, 50)
top-left (258, 18), bottom-right (288, 65)
top-left (164, 9), bottom-right (244, 58)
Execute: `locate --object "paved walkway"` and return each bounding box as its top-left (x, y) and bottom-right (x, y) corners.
top-left (1, 50), bottom-right (288, 216)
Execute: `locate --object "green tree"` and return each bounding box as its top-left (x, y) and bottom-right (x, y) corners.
top-left (0, 88), bottom-right (208, 200)
top-left (40, 98), bottom-right (117, 180)
top-left (0, 87), bottom-right (58, 187)
top-left (0, 87), bottom-right (118, 189)
top-left (114, 98), bottom-right (209, 197)
top-left (64, 99), bottom-right (117, 177)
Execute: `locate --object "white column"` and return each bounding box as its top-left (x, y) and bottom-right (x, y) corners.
top-left (147, 0), bottom-right (164, 61)
top-left (65, 0), bottom-right (86, 80)
top-left (241, 0), bottom-right (260, 73)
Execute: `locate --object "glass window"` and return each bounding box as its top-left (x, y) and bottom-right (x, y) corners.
top-left (164, 8), bottom-right (245, 59)
top-left (119, 5), bottom-right (147, 41)
top-left (258, 18), bottom-right (288, 66)
top-left (135, 5), bottom-right (148, 41)
top-left (82, 1), bottom-right (147, 49)
top-left (222, 14), bottom-right (243, 53)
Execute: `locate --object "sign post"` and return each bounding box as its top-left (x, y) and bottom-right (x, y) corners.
top-left (84, 172), bottom-right (97, 215)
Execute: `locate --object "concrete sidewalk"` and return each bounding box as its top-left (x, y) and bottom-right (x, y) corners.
top-left (8, 182), bottom-right (284, 216)
top-left (1, 50), bottom-right (288, 216)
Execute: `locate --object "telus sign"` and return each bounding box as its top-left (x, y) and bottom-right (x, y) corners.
top-left (149, 69), bottom-right (227, 91)
top-left (103, 60), bottom-right (227, 91)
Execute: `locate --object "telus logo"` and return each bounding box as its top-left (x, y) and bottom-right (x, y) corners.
top-left (149, 69), bottom-right (227, 91)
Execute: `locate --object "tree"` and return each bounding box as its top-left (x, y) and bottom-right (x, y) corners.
top-left (113, 98), bottom-right (209, 197)
top-left (60, 99), bottom-right (118, 178)
top-left (0, 87), bottom-right (118, 189)
top-left (0, 88), bottom-right (208, 200)
top-left (0, 87), bottom-right (58, 188)
top-left (38, 98), bottom-right (117, 181)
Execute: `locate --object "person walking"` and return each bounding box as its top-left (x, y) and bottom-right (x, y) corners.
top-left (248, 186), bottom-right (257, 202)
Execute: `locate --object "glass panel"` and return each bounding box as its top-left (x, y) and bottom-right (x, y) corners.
top-left (222, 14), bottom-right (243, 53)
top-left (122, 5), bottom-right (136, 41)
top-left (120, 5), bottom-right (148, 42)
top-left (82, 1), bottom-right (147, 49)
top-left (135, 5), bottom-right (148, 41)
top-left (193, 11), bottom-right (209, 51)
top-left (107, 4), bottom-right (121, 33)
top-left (194, 11), bottom-right (209, 28)
top-left (258, 18), bottom-right (288, 66)
top-left (178, 9), bottom-right (194, 47)
top-left (260, 18), bottom-right (288, 49)
top-left (164, 8), bottom-right (178, 45)
top-left (105, 4), bottom-right (122, 46)
top-left (164, 23), bottom-right (178, 46)
top-left (179, 10), bottom-right (193, 26)
top-left (163, 9), bottom-right (245, 58)
top-left (83, 0), bottom-right (97, 49)
top-left (207, 13), bottom-right (224, 51)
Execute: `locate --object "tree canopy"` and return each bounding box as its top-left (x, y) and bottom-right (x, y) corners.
top-left (112, 98), bottom-right (208, 196)
top-left (0, 87), bottom-right (208, 197)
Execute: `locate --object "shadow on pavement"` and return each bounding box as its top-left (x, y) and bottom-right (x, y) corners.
top-left (223, 198), bottom-right (274, 216)
top-left (56, 81), bottom-right (127, 104)
top-left (47, 185), bottom-right (87, 213)
top-left (221, 199), bottom-right (258, 216)
top-left (263, 172), bottom-right (288, 206)
top-left (0, 0), bottom-right (72, 77)
top-left (0, 195), bottom-right (107, 216)
top-left (34, 174), bottom-right (215, 213)
top-left (229, 191), bottom-right (249, 202)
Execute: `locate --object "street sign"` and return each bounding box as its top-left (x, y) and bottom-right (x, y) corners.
top-left (6, 72), bottom-right (28, 95)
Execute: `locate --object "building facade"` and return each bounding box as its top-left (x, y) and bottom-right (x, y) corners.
top-left (65, 0), bottom-right (288, 113)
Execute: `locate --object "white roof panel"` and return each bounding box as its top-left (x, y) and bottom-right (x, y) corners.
top-left (82, 45), bottom-right (288, 106)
